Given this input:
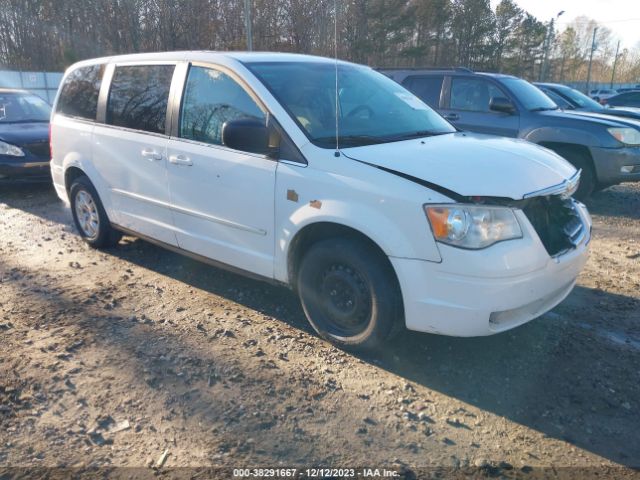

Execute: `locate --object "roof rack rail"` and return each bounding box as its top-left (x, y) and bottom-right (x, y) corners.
top-left (375, 66), bottom-right (475, 72)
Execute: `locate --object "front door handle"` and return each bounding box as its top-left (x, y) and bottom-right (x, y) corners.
top-left (443, 113), bottom-right (460, 121)
top-left (141, 149), bottom-right (162, 161)
top-left (169, 154), bottom-right (193, 166)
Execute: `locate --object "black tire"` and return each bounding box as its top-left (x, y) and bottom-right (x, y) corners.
top-left (69, 175), bottom-right (122, 248)
top-left (554, 148), bottom-right (596, 200)
top-left (296, 237), bottom-right (402, 350)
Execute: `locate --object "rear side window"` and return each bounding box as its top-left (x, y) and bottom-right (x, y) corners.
top-left (402, 76), bottom-right (444, 108)
top-left (179, 66), bottom-right (265, 146)
top-left (56, 65), bottom-right (104, 120)
top-left (106, 65), bottom-right (175, 134)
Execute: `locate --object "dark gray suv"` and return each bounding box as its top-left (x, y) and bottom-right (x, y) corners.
top-left (381, 68), bottom-right (640, 198)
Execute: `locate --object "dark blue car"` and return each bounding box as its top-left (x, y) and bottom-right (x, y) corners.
top-left (534, 82), bottom-right (640, 121)
top-left (0, 88), bottom-right (52, 182)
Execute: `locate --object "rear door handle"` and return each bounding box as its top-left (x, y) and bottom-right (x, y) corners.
top-left (141, 149), bottom-right (162, 161)
top-left (169, 154), bottom-right (193, 166)
top-left (443, 113), bottom-right (460, 121)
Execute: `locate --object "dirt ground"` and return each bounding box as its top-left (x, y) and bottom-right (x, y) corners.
top-left (0, 181), bottom-right (639, 478)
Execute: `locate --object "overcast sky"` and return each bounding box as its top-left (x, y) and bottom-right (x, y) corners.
top-left (491, 0), bottom-right (640, 49)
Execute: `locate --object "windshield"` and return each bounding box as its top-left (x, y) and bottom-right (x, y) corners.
top-left (501, 78), bottom-right (558, 111)
top-left (0, 92), bottom-right (51, 123)
top-left (246, 62), bottom-right (455, 148)
top-left (556, 85), bottom-right (603, 110)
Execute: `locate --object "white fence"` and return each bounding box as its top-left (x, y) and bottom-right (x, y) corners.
top-left (0, 70), bottom-right (63, 104)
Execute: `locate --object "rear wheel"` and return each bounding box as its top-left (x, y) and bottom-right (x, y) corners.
top-left (296, 237), bottom-right (402, 350)
top-left (69, 175), bottom-right (122, 248)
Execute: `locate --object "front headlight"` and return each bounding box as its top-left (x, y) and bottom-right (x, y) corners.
top-left (608, 127), bottom-right (640, 146)
top-left (424, 204), bottom-right (522, 249)
top-left (0, 140), bottom-right (25, 157)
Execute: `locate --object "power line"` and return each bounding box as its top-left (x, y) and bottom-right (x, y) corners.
top-left (557, 18), bottom-right (640, 25)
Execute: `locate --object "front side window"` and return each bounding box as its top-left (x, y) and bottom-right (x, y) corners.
top-left (56, 64), bottom-right (104, 120)
top-left (106, 65), bottom-right (174, 134)
top-left (0, 92), bottom-right (51, 123)
top-left (450, 78), bottom-right (505, 112)
top-left (247, 62), bottom-right (455, 148)
top-left (501, 77), bottom-right (558, 111)
top-left (180, 66), bottom-right (265, 146)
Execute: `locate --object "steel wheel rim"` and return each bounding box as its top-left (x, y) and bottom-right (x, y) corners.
top-left (75, 190), bottom-right (100, 240)
top-left (318, 263), bottom-right (371, 336)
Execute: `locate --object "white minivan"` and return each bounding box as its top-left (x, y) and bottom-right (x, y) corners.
top-left (50, 52), bottom-right (591, 349)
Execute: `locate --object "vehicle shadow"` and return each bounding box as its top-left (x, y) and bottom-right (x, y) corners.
top-left (586, 184), bottom-right (640, 221)
top-left (0, 182), bottom-right (69, 226)
top-left (373, 285), bottom-right (640, 467)
top-left (109, 236), bottom-right (640, 468)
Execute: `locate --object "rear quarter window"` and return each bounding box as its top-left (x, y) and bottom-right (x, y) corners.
top-left (56, 64), bottom-right (104, 120)
top-left (106, 65), bottom-right (175, 134)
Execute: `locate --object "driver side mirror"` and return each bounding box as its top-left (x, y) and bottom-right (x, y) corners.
top-left (222, 118), bottom-right (277, 156)
top-left (489, 97), bottom-right (516, 114)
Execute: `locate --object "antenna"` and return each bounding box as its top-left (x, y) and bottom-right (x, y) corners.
top-left (334, 0), bottom-right (340, 157)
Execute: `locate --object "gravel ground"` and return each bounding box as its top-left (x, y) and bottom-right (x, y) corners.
top-left (0, 182), bottom-right (639, 478)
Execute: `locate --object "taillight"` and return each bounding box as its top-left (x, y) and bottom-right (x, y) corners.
top-left (49, 124), bottom-right (53, 161)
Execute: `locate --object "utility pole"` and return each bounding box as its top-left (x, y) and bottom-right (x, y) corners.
top-left (539, 22), bottom-right (552, 81)
top-left (610, 40), bottom-right (621, 89)
top-left (244, 0), bottom-right (253, 51)
top-left (586, 27), bottom-right (598, 93)
top-left (541, 11), bottom-right (564, 82)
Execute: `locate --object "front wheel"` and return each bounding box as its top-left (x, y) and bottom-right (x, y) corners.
top-left (552, 148), bottom-right (596, 200)
top-left (296, 237), bottom-right (402, 350)
top-left (69, 175), bottom-right (122, 248)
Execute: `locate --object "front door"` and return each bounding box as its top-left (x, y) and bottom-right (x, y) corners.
top-left (441, 76), bottom-right (520, 137)
top-left (166, 64), bottom-right (277, 278)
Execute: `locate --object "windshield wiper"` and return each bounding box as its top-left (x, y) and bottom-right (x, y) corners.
top-left (314, 135), bottom-right (386, 147)
top-left (385, 130), bottom-right (452, 141)
top-left (529, 106), bottom-right (559, 112)
top-left (315, 130), bottom-right (452, 147)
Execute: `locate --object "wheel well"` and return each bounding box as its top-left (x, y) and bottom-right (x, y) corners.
top-left (538, 142), bottom-right (595, 173)
top-left (287, 222), bottom-right (398, 289)
top-left (64, 166), bottom-right (87, 194)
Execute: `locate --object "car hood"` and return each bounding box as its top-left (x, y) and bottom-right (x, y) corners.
top-left (0, 122), bottom-right (49, 145)
top-left (542, 109), bottom-right (640, 128)
top-left (341, 132), bottom-right (577, 200)
top-left (595, 107), bottom-right (640, 121)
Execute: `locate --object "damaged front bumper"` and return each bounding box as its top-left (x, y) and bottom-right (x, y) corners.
top-left (391, 202), bottom-right (591, 337)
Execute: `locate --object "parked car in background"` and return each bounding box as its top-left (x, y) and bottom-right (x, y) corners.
top-left (535, 82), bottom-right (640, 121)
top-left (381, 68), bottom-right (640, 198)
top-left (50, 52), bottom-right (590, 349)
top-left (0, 88), bottom-right (51, 182)
top-left (617, 86), bottom-right (640, 93)
top-left (603, 90), bottom-right (640, 108)
top-left (589, 88), bottom-right (618, 103)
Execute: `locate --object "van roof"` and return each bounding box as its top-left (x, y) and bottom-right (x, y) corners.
top-left (68, 51), bottom-right (354, 69)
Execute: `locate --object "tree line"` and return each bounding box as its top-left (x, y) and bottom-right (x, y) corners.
top-left (1, 0), bottom-right (638, 85)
